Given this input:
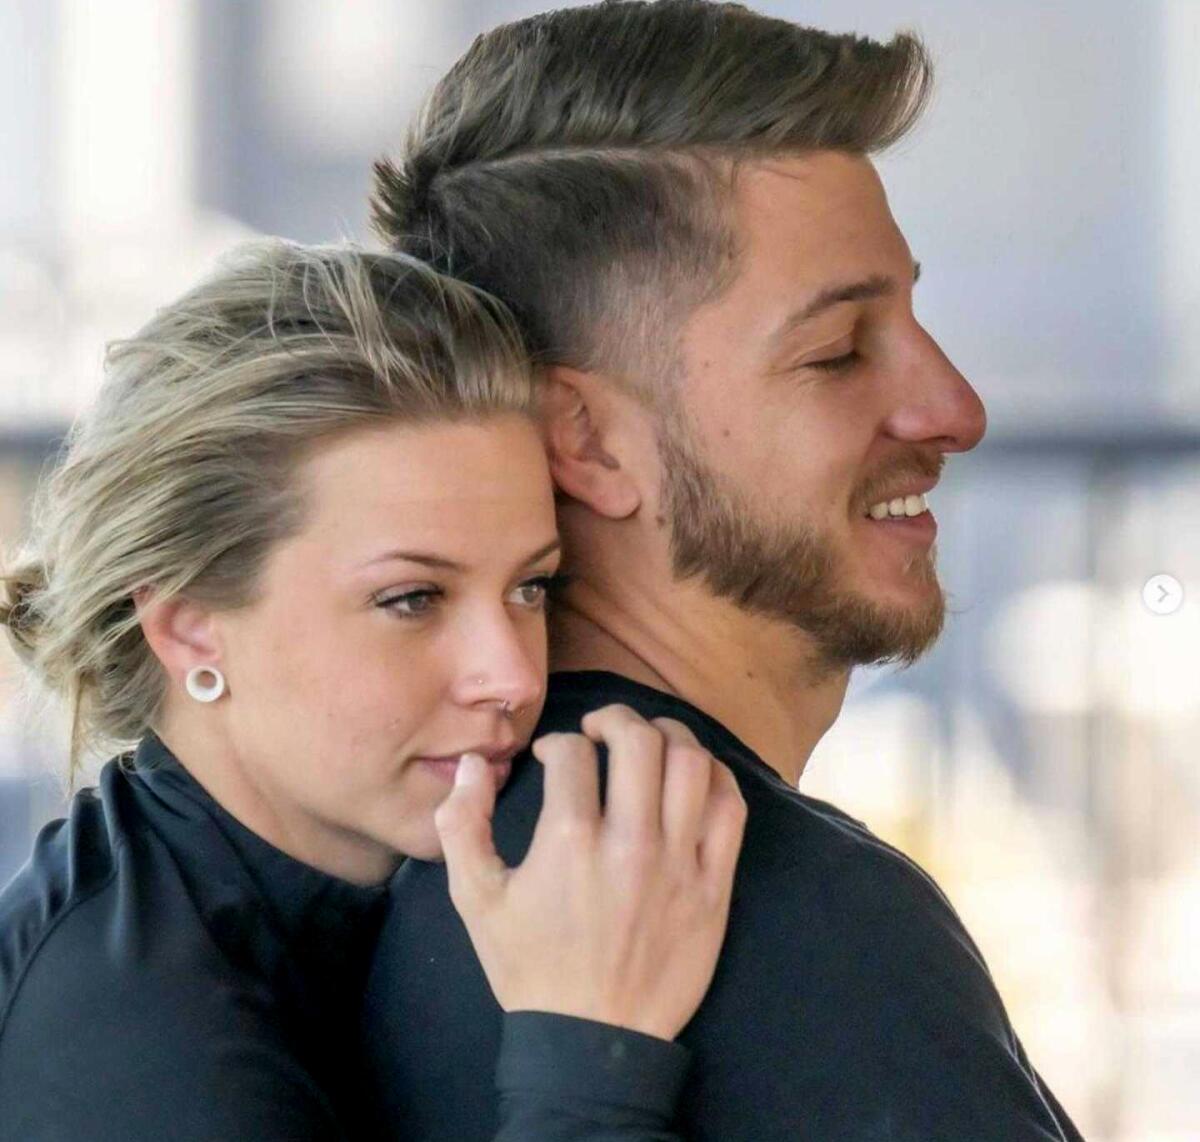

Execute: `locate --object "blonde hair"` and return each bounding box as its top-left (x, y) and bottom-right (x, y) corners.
top-left (0, 240), bottom-right (534, 777)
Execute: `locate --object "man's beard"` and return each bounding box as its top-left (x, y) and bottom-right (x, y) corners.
top-left (656, 415), bottom-right (946, 675)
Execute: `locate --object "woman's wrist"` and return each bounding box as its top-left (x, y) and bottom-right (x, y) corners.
top-left (496, 1010), bottom-right (691, 1119)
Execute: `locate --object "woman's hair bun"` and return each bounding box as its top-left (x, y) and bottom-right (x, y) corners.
top-left (0, 560), bottom-right (48, 658)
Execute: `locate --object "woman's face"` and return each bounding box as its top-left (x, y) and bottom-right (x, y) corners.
top-left (209, 414), bottom-right (559, 877)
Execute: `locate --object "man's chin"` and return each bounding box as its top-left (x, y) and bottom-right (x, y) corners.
top-left (793, 579), bottom-right (947, 671)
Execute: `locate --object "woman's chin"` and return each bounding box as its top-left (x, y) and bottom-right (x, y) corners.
top-left (390, 822), bottom-right (448, 864)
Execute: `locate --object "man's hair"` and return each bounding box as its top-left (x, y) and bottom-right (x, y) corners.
top-left (372, 0), bottom-right (931, 389)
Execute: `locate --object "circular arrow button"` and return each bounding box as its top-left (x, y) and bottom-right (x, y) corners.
top-left (1142, 573), bottom-right (1184, 616)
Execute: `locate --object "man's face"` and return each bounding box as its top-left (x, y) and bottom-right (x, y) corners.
top-left (658, 152), bottom-right (987, 672)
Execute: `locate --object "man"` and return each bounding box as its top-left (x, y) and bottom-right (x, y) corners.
top-left (362, 2), bottom-right (1083, 1138)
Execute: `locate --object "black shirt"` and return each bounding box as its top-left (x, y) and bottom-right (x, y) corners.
top-left (361, 671), bottom-right (1085, 1141)
top-left (0, 733), bottom-right (689, 1141)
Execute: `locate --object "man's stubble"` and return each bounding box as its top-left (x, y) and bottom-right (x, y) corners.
top-left (655, 403), bottom-right (946, 678)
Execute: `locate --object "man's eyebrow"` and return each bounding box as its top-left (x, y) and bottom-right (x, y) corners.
top-left (361, 537), bottom-right (561, 572)
top-left (770, 261), bottom-right (922, 346)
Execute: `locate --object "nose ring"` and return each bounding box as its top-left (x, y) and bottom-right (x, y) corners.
top-left (474, 677), bottom-right (515, 719)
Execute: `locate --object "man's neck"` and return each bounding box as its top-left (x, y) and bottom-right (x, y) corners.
top-left (548, 578), bottom-right (850, 787)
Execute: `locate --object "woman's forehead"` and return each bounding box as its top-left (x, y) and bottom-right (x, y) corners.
top-left (288, 418), bottom-right (556, 570)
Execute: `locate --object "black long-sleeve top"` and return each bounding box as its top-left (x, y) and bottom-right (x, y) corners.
top-left (0, 733), bottom-right (689, 1141)
top-left (361, 671), bottom-right (1086, 1141)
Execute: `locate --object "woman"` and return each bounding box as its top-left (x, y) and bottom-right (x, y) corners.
top-left (0, 241), bottom-right (746, 1140)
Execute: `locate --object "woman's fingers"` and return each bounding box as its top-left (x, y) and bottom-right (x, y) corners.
top-left (696, 758), bottom-right (748, 890)
top-left (530, 731), bottom-right (602, 838)
top-left (434, 752), bottom-right (508, 911)
top-left (451, 706), bottom-right (749, 1041)
top-left (651, 716), bottom-right (714, 857)
top-left (580, 704), bottom-right (664, 838)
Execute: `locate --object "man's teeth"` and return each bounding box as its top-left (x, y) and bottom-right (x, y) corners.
top-left (867, 493), bottom-right (928, 520)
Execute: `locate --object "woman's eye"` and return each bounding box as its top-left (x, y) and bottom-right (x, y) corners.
top-left (376, 588), bottom-right (441, 618)
top-left (376, 573), bottom-right (568, 618)
top-left (509, 575), bottom-right (553, 609)
top-left (804, 349), bottom-right (860, 373)
top-left (509, 572), bottom-right (569, 610)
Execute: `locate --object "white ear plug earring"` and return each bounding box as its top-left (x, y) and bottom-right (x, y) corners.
top-left (185, 665), bottom-right (226, 703)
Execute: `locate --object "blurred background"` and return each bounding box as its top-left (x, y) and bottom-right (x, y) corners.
top-left (1, 1), bottom-right (1197, 1138)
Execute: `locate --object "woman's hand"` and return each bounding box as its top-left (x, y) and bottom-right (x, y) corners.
top-left (434, 703), bottom-right (747, 1041)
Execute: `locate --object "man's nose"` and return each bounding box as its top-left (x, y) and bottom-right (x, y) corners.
top-left (885, 324), bottom-right (988, 454)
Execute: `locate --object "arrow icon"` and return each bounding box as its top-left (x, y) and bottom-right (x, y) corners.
top-left (1142, 574), bottom-right (1184, 616)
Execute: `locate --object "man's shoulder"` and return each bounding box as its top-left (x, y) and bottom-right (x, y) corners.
top-left (734, 778), bottom-right (995, 980)
top-left (737, 769), bottom-right (961, 923)
top-left (373, 675), bottom-right (1060, 1139)
top-left (537, 672), bottom-right (998, 994)
top-left (541, 671), bottom-right (958, 906)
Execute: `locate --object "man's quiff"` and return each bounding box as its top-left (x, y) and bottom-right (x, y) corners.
top-left (372, 0), bottom-right (931, 390)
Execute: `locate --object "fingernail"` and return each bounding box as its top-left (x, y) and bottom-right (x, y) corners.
top-left (456, 752), bottom-right (484, 785)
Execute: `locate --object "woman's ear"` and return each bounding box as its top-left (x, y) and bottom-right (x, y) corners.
top-left (540, 367), bottom-right (642, 519)
top-left (134, 587), bottom-right (223, 687)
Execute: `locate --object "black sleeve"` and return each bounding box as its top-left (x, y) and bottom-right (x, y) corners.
top-left (0, 993), bottom-right (352, 1142)
top-left (493, 1012), bottom-right (691, 1142)
top-left (0, 904), bottom-right (349, 1142)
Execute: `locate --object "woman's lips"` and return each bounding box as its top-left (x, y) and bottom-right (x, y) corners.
top-left (416, 748), bottom-right (517, 788)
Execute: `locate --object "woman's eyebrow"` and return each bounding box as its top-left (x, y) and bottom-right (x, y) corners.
top-left (521, 538), bottom-right (563, 566)
top-left (360, 537), bottom-right (561, 573)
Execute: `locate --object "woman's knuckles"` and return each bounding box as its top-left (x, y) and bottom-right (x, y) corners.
top-left (613, 721), bottom-right (664, 760)
top-left (536, 733), bottom-right (595, 765)
top-left (542, 813), bottom-right (598, 849)
top-left (604, 830), bottom-right (664, 872)
top-left (666, 743), bottom-right (711, 769)
top-left (581, 702), bottom-right (639, 731)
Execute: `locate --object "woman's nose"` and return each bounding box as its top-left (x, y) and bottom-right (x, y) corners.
top-left (455, 618), bottom-right (544, 717)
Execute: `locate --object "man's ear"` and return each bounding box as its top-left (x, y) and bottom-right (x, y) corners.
top-left (540, 366), bottom-right (643, 519)
top-left (134, 587), bottom-right (224, 691)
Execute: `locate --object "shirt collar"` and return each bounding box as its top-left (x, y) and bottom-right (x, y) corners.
top-left (127, 733), bottom-right (389, 954)
top-left (544, 669), bottom-right (791, 789)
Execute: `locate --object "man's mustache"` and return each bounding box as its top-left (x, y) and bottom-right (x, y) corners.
top-left (855, 452), bottom-right (945, 513)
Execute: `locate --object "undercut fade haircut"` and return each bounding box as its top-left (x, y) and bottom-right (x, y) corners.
top-left (372, 0), bottom-right (932, 393)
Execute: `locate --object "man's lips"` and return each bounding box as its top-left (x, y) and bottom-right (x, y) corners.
top-left (859, 476), bottom-right (940, 515)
